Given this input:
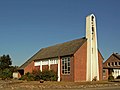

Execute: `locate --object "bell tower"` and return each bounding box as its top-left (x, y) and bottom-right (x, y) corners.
top-left (86, 14), bottom-right (99, 81)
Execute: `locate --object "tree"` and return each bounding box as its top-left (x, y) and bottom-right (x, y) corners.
top-left (0, 54), bottom-right (18, 79)
top-left (0, 55), bottom-right (12, 70)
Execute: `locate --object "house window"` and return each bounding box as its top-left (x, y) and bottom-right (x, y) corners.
top-left (119, 62), bottom-right (120, 66)
top-left (62, 57), bottom-right (70, 74)
top-left (112, 62), bottom-right (114, 66)
top-left (107, 63), bottom-right (110, 67)
top-left (115, 62), bottom-right (117, 66)
top-left (103, 69), bottom-right (106, 76)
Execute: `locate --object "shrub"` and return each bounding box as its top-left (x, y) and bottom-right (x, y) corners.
top-left (19, 70), bottom-right (58, 81)
top-left (42, 70), bottom-right (50, 81)
top-left (0, 68), bottom-right (12, 80)
top-left (32, 70), bottom-right (42, 81)
top-left (19, 72), bottom-right (34, 81)
top-left (108, 75), bottom-right (114, 81)
top-left (41, 70), bottom-right (58, 81)
top-left (49, 70), bottom-right (58, 81)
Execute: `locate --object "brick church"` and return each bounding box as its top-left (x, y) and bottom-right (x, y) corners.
top-left (18, 14), bottom-right (103, 82)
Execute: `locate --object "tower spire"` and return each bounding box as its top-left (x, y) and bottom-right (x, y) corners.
top-left (86, 14), bottom-right (99, 81)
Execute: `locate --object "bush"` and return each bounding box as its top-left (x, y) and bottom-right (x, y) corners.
top-left (0, 68), bottom-right (12, 80)
top-left (108, 75), bottom-right (114, 81)
top-left (41, 70), bottom-right (58, 81)
top-left (32, 70), bottom-right (42, 81)
top-left (19, 70), bottom-right (58, 81)
top-left (19, 72), bottom-right (34, 81)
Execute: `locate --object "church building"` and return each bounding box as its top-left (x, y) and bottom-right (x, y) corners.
top-left (18, 14), bottom-right (103, 82)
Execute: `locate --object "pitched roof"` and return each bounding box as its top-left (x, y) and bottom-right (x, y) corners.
top-left (113, 53), bottom-right (120, 60)
top-left (103, 53), bottom-right (120, 69)
top-left (19, 37), bottom-right (87, 69)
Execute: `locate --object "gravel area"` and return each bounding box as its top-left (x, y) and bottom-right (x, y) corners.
top-left (0, 80), bottom-right (120, 90)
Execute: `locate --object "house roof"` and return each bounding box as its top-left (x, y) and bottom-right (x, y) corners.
top-left (113, 53), bottom-right (120, 60)
top-left (19, 37), bottom-right (87, 69)
top-left (103, 53), bottom-right (120, 69)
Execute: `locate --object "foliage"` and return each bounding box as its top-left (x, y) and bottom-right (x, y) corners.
top-left (32, 70), bottom-right (42, 81)
top-left (19, 72), bottom-right (34, 81)
top-left (0, 54), bottom-right (18, 80)
top-left (19, 70), bottom-right (58, 81)
top-left (0, 55), bottom-right (12, 70)
top-left (9, 66), bottom-right (19, 72)
top-left (0, 68), bottom-right (12, 80)
top-left (108, 75), bottom-right (114, 81)
top-left (42, 70), bottom-right (58, 81)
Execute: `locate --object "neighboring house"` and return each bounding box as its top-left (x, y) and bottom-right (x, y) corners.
top-left (18, 14), bottom-right (103, 82)
top-left (103, 53), bottom-right (120, 80)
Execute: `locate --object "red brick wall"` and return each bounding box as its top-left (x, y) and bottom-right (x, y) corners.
top-left (42, 65), bottom-right (49, 71)
top-left (98, 51), bottom-right (103, 80)
top-left (60, 56), bottom-right (74, 82)
top-left (50, 64), bottom-right (58, 73)
top-left (34, 66), bottom-right (40, 71)
top-left (74, 41), bottom-right (87, 82)
top-left (103, 69), bottom-right (108, 80)
top-left (24, 61), bottom-right (35, 74)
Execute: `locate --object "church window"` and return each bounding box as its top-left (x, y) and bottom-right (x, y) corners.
top-left (92, 27), bottom-right (94, 39)
top-left (50, 58), bottom-right (58, 64)
top-left (34, 61), bottom-right (40, 66)
top-left (91, 16), bottom-right (94, 21)
top-left (92, 27), bottom-right (94, 32)
top-left (62, 57), bottom-right (70, 74)
top-left (42, 60), bottom-right (49, 65)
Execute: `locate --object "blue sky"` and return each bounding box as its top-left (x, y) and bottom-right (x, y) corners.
top-left (0, 0), bottom-right (120, 66)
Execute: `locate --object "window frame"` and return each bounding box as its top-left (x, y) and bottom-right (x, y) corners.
top-left (114, 62), bottom-right (117, 66)
top-left (107, 62), bottom-right (110, 67)
top-left (111, 62), bottom-right (114, 66)
top-left (61, 57), bottom-right (71, 75)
